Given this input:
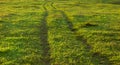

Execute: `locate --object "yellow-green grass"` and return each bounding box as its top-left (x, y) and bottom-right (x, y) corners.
top-left (0, 0), bottom-right (46, 65)
top-left (0, 0), bottom-right (120, 65)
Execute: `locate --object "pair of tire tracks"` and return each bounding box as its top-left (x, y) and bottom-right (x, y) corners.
top-left (40, 1), bottom-right (110, 65)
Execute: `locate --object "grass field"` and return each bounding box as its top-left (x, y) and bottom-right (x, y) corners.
top-left (0, 0), bottom-right (120, 65)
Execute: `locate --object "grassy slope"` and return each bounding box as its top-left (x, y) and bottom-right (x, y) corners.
top-left (53, 1), bottom-right (120, 65)
top-left (0, 1), bottom-right (46, 65)
top-left (0, 0), bottom-right (120, 65)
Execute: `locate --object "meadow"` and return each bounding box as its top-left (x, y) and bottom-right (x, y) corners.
top-left (0, 0), bottom-right (120, 65)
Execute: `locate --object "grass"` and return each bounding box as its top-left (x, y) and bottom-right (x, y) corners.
top-left (0, 0), bottom-right (120, 65)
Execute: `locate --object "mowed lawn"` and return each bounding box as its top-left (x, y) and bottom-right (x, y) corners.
top-left (0, 0), bottom-right (120, 65)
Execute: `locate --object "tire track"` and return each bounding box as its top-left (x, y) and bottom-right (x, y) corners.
top-left (56, 10), bottom-right (75, 32)
top-left (92, 52), bottom-right (111, 65)
top-left (58, 10), bottom-right (111, 65)
top-left (50, 2), bottom-right (56, 9)
top-left (57, 10), bottom-right (91, 49)
top-left (40, 2), bottom-right (50, 65)
top-left (46, 1), bottom-right (110, 65)
top-left (50, 4), bottom-right (110, 64)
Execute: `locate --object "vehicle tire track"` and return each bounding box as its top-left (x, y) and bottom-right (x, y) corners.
top-left (45, 1), bottom-right (110, 65)
top-left (40, 2), bottom-right (50, 65)
top-left (59, 10), bottom-right (111, 65)
top-left (54, 9), bottom-right (110, 64)
top-left (57, 10), bottom-right (91, 49)
top-left (50, 2), bottom-right (56, 9)
top-left (56, 10), bottom-right (75, 32)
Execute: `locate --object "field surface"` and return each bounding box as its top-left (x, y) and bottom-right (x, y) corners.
top-left (0, 0), bottom-right (120, 65)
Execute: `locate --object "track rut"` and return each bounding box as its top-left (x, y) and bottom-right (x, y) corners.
top-left (40, 2), bottom-right (50, 65)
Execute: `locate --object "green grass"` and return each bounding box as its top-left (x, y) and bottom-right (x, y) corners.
top-left (0, 1), bottom-right (45, 64)
top-left (0, 0), bottom-right (120, 65)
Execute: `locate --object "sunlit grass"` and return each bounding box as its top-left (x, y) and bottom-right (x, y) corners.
top-left (0, 0), bottom-right (120, 65)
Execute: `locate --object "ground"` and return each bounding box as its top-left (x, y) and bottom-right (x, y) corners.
top-left (0, 0), bottom-right (120, 65)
